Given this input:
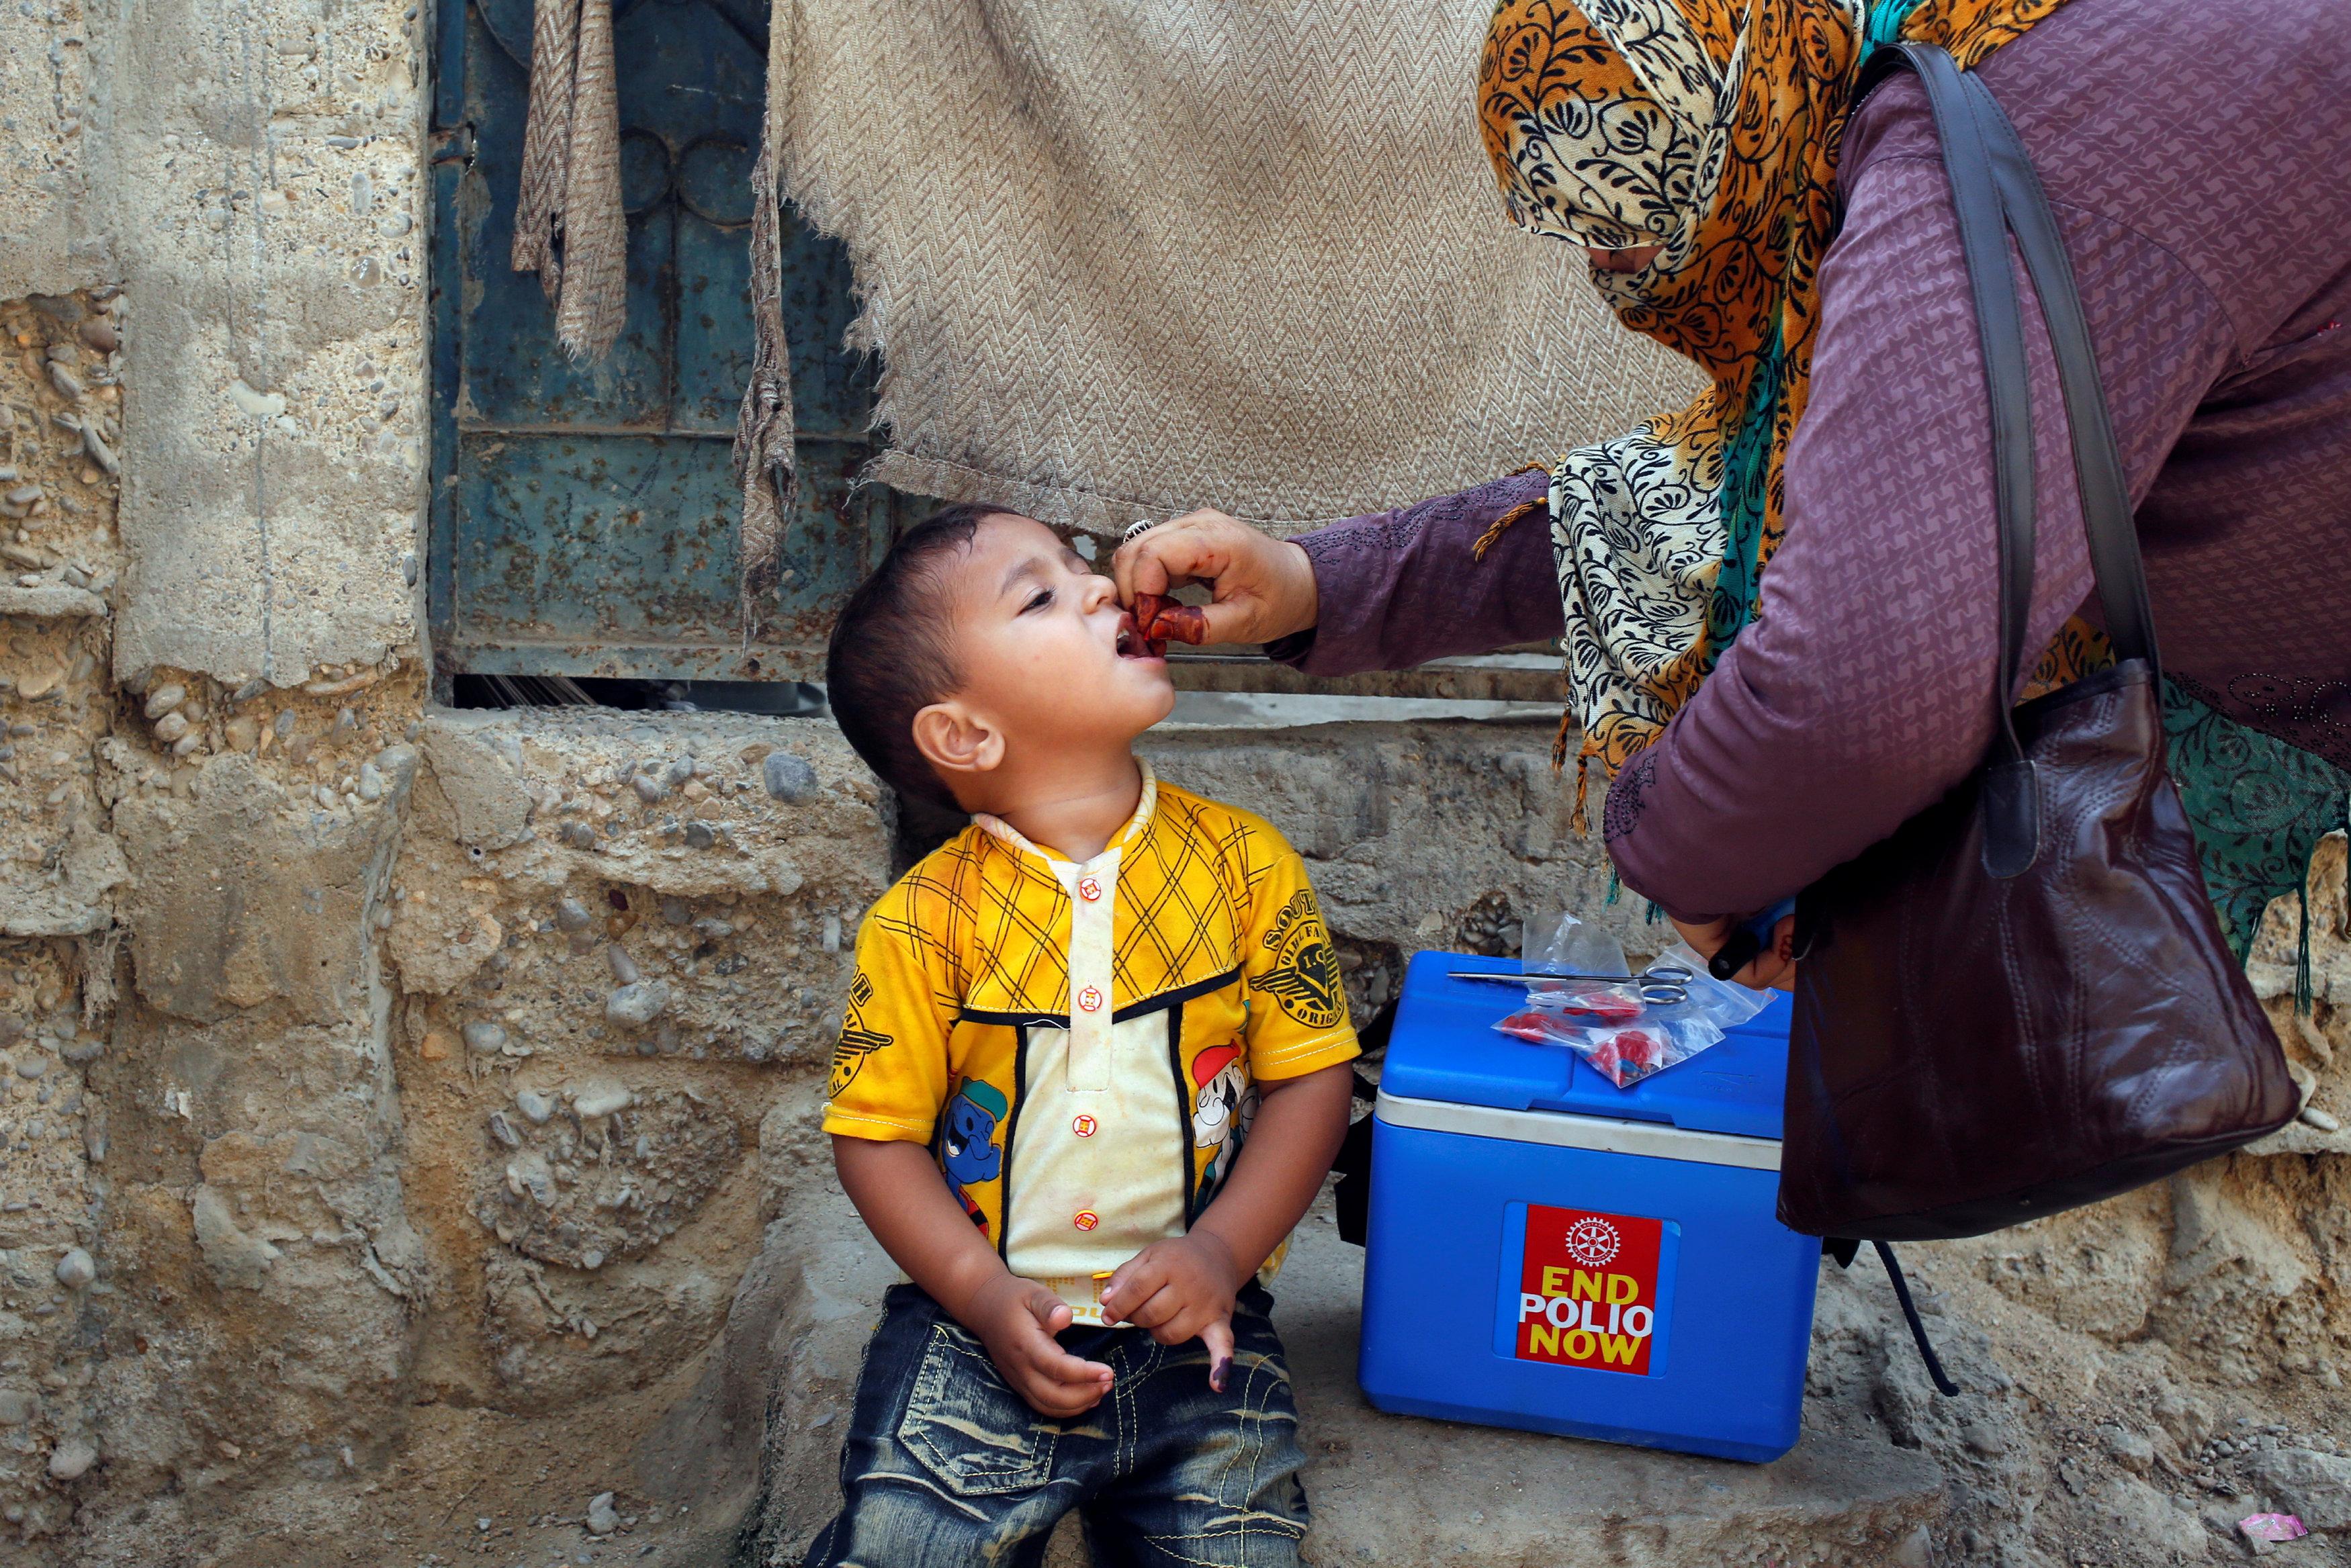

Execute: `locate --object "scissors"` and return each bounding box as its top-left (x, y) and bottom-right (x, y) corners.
top-left (1449, 963), bottom-right (1694, 1007)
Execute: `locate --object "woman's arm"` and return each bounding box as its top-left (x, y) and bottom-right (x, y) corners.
top-left (1603, 118), bottom-right (2231, 921)
top-left (1272, 469), bottom-right (1564, 673)
top-left (1110, 468), bottom-right (1564, 670)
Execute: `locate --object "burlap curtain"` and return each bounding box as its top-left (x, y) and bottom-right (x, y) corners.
top-left (524, 1), bottom-right (1705, 628)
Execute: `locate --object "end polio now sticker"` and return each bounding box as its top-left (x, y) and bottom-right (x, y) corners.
top-left (1510, 1203), bottom-right (1672, 1375)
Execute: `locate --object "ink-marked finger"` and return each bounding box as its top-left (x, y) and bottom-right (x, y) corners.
top-left (1202, 1317), bottom-right (1236, 1393)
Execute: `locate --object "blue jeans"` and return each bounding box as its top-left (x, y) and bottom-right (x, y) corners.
top-left (803, 1282), bottom-right (1310, 1567)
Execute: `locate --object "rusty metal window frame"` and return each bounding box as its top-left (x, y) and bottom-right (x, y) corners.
top-left (427, 0), bottom-right (916, 697)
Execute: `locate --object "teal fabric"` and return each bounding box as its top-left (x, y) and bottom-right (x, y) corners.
top-left (1864, 0), bottom-right (1936, 49)
top-left (1707, 325), bottom-right (1787, 653)
top-left (2164, 681), bottom-right (2351, 966)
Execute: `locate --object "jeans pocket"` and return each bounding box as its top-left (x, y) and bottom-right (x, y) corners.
top-left (895, 1322), bottom-right (1059, 1497)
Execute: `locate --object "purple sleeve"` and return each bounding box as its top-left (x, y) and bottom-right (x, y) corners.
top-left (1600, 120), bottom-right (2230, 920)
top-left (1264, 469), bottom-right (1563, 674)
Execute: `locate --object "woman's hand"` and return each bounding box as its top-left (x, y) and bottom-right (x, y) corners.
top-left (1111, 510), bottom-right (1319, 647)
top-left (1671, 913), bottom-right (1798, 993)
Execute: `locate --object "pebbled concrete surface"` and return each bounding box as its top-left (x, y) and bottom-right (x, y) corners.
top-left (741, 1187), bottom-right (1947, 1568)
top-left (1277, 1209), bottom-right (1945, 1568)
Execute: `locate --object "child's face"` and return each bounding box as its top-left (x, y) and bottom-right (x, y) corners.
top-left (933, 513), bottom-right (1176, 771)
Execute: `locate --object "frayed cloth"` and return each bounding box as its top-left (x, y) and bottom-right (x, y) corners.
top-left (510, 0), bottom-right (626, 361)
top-left (740, 0), bottom-right (1697, 539)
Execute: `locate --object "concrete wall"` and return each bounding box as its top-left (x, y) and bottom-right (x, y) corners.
top-left (1, 0), bottom-right (2348, 1563)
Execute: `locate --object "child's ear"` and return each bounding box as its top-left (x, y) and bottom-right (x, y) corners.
top-left (912, 700), bottom-right (1004, 780)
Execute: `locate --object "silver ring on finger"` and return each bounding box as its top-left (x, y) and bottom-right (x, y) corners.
top-left (1120, 517), bottom-right (1159, 547)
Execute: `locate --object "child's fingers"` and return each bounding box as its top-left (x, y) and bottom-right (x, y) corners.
top-left (1015, 1289), bottom-right (1112, 1379)
top-left (1145, 1299), bottom-right (1225, 1346)
top-left (989, 1305), bottom-right (1110, 1417)
top-left (1015, 1366), bottom-right (1107, 1418)
top-left (1202, 1316), bottom-right (1236, 1393)
top-left (1009, 1336), bottom-right (1113, 1416)
top-left (1027, 1290), bottom-right (1075, 1337)
top-left (1118, 1282), bottom-right (1185, 1334)
top-left (1097, 1252), bottom-right (1169, 1322)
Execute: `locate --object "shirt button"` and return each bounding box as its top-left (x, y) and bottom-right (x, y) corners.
top-left (1073, 1114), bottom-right (1098, 1138)
top-left (1077, 876), bottom-right (1103, 903)
top-left (1074, 1210), bottom-right (1100, 1232)
top-left (1076, 985), bottom-right (1103, 1013)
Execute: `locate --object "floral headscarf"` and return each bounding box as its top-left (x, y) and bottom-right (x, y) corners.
top-left (1476, 0), bottom-right (2068, 804)
top-left (1476, 0), bottom-right (2351, 970)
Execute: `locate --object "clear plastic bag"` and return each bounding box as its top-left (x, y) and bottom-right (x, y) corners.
top-left (1518, 978), bottom-right (1646, 1024)
top-left (1650, 937), bottom-right (1775, 1032)
top-left (1492, 1006), bottom-right (1726, 1089)
top-left (1499, 911), bottom-right (1760, 1088)
top-left (1523, 909), bottom-right (1629, 980)
top-left (1582, 1017), bottom-right (1724, 1087)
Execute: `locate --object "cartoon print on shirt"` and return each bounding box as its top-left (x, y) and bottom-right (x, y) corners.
top-left (1190, 1043), bottom-right (1259, 1215)
top-left (936, 1078), bottom-right (1007, 1236)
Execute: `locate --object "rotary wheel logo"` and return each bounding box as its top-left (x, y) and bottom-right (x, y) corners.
top-left (1562, 1216), bottom-right (1622, 1268)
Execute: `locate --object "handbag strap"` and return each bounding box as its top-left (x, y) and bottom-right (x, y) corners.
top-left (1855, 44), bottom-right (2161, 870)
top-left (1822, 1238), bottom-right (1963, 1395)
top-left (1872, 1240), bottom-right (1962, 1396)
top-left (1956, 66), bottom-right (2158, 670)
top-left (1861, 44), bottom-right (2037, 777)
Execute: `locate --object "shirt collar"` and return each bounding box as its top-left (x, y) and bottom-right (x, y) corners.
top-left (975, 760), bottom-right (1157, 871)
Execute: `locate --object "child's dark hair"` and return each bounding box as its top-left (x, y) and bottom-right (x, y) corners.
top-left (825, 503), bottom-right (1004, 812)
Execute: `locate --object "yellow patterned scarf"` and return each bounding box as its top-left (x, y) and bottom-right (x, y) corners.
top-left (1476, 0), bottom-right (2068, 811)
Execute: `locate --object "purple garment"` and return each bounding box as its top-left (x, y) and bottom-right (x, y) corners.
top-left (1276, 0), bottom-right (2351, 920)
top-left (1266, 467), bottom-right (1561, 672)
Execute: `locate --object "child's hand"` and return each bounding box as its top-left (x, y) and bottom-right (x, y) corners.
top-left (967, 1273), bottom-right (1117, 1418)
top-left (1099, 1232), bottom-right (1242, 1391)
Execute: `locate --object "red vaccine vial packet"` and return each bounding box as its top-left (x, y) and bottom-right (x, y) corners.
top-left (1493, 1007), bottom-right (1724, 1089)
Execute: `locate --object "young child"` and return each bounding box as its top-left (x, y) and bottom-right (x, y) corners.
top-left (806, 504), bottom-right (1359, 1567)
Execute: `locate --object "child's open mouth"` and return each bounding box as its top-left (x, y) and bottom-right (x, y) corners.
top-left (1116, 612), bottom-right (1167, 661)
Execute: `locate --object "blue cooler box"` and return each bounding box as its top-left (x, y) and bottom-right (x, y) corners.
top-left (1358, 950), bottom-right (1818, 1463)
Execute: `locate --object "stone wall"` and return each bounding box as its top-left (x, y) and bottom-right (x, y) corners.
top-left (1, 0), bottom-right (2348, 1561)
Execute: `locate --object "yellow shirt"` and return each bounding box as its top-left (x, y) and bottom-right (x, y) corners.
top-left (823, 764), bottom-right (1360, 1322)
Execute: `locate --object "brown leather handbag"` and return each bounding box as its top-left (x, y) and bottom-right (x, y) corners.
top-left (1776, 44), bottom-right (2298, 1242)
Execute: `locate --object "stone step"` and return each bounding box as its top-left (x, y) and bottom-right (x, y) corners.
top-left (1271, 1210), bottom-right (1944, 1568)
top-left (745, 1191), bottom-right (1945, 1568)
